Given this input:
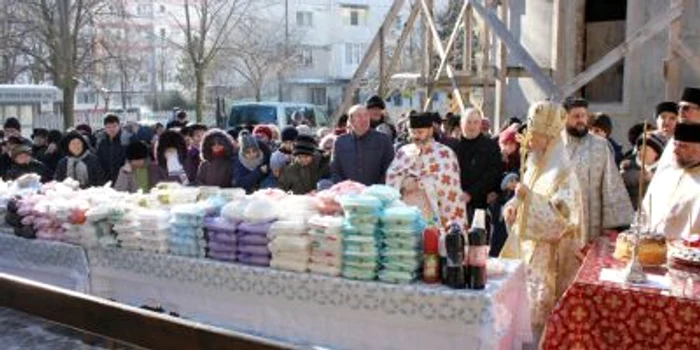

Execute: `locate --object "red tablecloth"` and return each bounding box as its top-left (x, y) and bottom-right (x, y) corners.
top-left (542, 238), bottom-right (700, 349)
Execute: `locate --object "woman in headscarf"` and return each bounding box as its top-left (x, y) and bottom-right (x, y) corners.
top-left (232, 130), bottom-right (272, 193)
top-left (55, 131), bottom-right (105, 188)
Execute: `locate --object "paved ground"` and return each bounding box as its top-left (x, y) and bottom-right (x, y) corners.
top-left (0, 307), bottom-right (138, 349)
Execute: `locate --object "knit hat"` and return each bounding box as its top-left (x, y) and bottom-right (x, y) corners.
top-left (269, 151), bottom-right (289, 171)
top-left (4, 117), bottom-right (21, 131)
top-left (680, 87), bottom-right (700, 106)
top-left (365, 95), bottom-right (386, 110)
top-left (253, 125), bottom-right (273, 140)
top-left (281, 126), bottom-right (299, 142)
top-left (11, 145), bottom-right (31, 159)
top-left (656, 102), bottom-right (678, 116)
top-left (126, 141), bottom-right (150, 161)
top-left (498, 124), bottom-right (519, 145)
top-left (500, 172), bottom-right (519, 191)
top-left (294, 135), bottom-right (317, 156)
top-left (238, 131), bottom-right (260, 153)
top-left (636, 132), bottom-right (666, 157)
top-left (591, 114), bottom-right (613, 136)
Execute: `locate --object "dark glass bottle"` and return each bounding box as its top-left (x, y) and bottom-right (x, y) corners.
top-left (444, 222), bottom-right (467, 289)
top-left (467, 209), bottom-right (488, 290)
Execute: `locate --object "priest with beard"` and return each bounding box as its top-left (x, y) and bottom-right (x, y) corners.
top-left (501, 101), bottom-right (585, 331)
top-left (641, 123), bottom-right (700, 239)
top-left (386, 112), bottom-right (466, 229)
top-left (562, 97), bottom-right (633, 242)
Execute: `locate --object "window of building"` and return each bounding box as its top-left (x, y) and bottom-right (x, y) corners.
top-left (345, 43), bottom-right (364, 65)
top-left (341, 6), bottom-right (368, 27)
top-left (296, 11), bottom-right (313, 27)
top-left (300, 48), bottom-right (313, 67)
top-left (309, 88), bottom-right (327, 106)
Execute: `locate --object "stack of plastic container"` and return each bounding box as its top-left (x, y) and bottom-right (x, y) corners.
top-left (113, 208), bottom-right (141, 251)
top-left (168, 204), bottom-right (206, 258)
top-left (136, 209), bottom-right (170, 254)
top-left (236, 198), bottom-right (277, 267)
top-left (338, 195), bottom-right (384, 281)
top-left (379, 206), bottom-right (425, 284)
top-left (267, 196), bottom-right (315, 273)
top-left (308, 215), bottom-right (344, 276)
top-left (204, 216), bottom-right (238, 262)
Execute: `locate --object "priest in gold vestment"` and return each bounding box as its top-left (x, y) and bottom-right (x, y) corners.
top-left (501, 101), bottom-right (585, 329)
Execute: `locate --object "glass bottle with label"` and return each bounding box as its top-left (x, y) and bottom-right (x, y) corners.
top-left (467, 209), bottom-right (488, 290)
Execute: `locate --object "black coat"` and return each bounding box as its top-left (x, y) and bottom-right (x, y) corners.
top-left (448, 134), bottom-right (503, 211)
top-left (96, 132), bottom-right (127, 184)
top-left (5, 159), bottom-right (50, 182)
top-left (55, 152), bottom-right (106, 188)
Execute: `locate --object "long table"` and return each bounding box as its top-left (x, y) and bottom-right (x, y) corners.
top-left (0, 230), bottom-right (533, 349)
top-left (0, 232), bottom-right (90, 293)
top-left (542, 238), bottom-right (700, 349)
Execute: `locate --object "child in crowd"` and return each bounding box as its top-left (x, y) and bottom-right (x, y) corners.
top-left (278, 135), bottom-right (329, 195)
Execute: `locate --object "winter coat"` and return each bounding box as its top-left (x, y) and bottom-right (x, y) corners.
top-left (185, 146), bottom-right (201, 183)
top-left (96, 132), bottom-right (127, 185)
top-left (330, 130), bottom-right (394, 185)
top-left (5, 159), bottom-right (50, 182)
top-left (448, 133), bottom-right (503, 213)
top-left (114, 162), bottom-right (170, 193)
top-left (278, 154), bottom-right (330, 195)
top-left (232, 156), bottom-right (272, 194)
top-left (55, 154), bottom-right (105, 188)
top-left (195, 129), bottom-right (234, 188)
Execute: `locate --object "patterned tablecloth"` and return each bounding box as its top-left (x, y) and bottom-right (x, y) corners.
top-left (87, 248), bottom-right (532, 350)
top-left (0, 229), bottom-right (90, 293)
top-left (542, 238), bottom-right (700, 349)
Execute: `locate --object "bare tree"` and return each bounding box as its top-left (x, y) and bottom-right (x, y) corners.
top-left (223, 15), bottom-right (303, 101)
top-left (171, 0), bottom-right (260, 122)
top-left (6, 0), bottom-right (109, 128)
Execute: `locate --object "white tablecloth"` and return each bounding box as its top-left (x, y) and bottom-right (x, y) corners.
top-left (87, 248), bottom-right (532, 350)
top-left (0, 230), bottom-right (90, 293)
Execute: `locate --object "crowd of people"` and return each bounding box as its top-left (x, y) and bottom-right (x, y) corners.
top-left (1, 87), bottom-right (699, 331)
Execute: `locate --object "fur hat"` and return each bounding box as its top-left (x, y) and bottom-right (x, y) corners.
top-left (365, 95), bottom-right (386, 110)
top-left (253, 125), bottom-right (273, 140)
top-left (201, 129), bottom-right (234, 161)
top-left (281, 126), bottom-right (299, 142)
top-left (126, 141), bottom-right (150, 161)
top-left (294, 135), bottom-right (317, 156)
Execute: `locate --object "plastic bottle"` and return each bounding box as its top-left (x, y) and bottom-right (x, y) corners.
top-left (467, 209), bottom-right (489, 290)
top-left (422, 222), bottom-right (440, 284)
top-left (444, 222), bottom-right (467, 289)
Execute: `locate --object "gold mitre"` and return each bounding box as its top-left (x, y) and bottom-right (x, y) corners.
top-left (526, 101), bottom-right (565, 138)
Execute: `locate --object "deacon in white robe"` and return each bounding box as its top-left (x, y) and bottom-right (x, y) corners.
top-left (642, 123), bottom-right (700, 239)
top-left (501, 102), bottom-right (585, 329)
top-left (562, 98), bottom-right (633, 242)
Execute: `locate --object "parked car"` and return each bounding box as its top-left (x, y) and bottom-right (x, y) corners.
top-left (225, 102), bottom-right (329, 130)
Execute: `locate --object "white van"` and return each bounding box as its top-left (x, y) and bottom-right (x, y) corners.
top-left (225, 102), bottom-right (329, 130)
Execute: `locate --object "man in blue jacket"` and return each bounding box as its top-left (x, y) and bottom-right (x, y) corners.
top-left (331, 105), bottom-right (394, 185)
